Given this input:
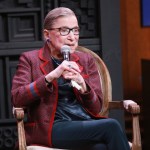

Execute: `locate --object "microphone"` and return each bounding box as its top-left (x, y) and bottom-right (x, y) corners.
top-left (61, 45), bottom-right (82, 90)
top-left (61, 45), bottom-right (70, 61)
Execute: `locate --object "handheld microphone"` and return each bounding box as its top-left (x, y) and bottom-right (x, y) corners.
top-left (61, 45), bottom-right (70, 61)
top-left (61, 45), bottom-right (82, 90)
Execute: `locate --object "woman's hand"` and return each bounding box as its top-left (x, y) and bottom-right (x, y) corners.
top-left (62, 62), bottom-right (87, 93)
top-left (45, 60), bottom-right (87, 93)
top-left (45, 60), bottom-right (79, 80)
top-left (63, 70), bottom-right (87, 93)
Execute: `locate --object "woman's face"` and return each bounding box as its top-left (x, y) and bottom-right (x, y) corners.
top-left (44, 15), bottom-right (79, 58)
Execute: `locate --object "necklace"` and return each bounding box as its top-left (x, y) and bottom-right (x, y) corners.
top-left (51, 56), bottom-right (62, 66)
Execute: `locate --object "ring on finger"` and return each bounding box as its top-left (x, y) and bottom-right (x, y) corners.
top-left (68, 64), bottom-right (72, 69)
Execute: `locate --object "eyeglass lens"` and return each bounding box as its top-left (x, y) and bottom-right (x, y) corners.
top-left (59, 27), bottom-right (79, 35)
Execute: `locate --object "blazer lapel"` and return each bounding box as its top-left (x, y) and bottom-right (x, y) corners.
top-left (71, 52), bottom-right (83, 72)
top-left (38, 45), bottom-right (84, 75)
top-left (38, 43), bottom-right (54, 75)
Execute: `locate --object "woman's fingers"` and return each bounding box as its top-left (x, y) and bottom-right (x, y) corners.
top-left (63, 71), bottom-right (83, 84)
top-left (60, 60), bottom-right (81, 73)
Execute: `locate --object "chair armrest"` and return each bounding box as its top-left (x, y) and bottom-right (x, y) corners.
top-left (123, 100), bottom-right (140, 115)
top-left (109, 101), bottom-right (142, 150)
top-left (109, 100), bottom-right (140, 114)
top-left (13, 107), bottom-right (25, 120)
top-left (109, 101), bottom-right (124, 109)
top-left (13, 107), bottom-right (27, 150)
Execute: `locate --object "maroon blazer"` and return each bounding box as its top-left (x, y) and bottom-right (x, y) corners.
top-left (11, 43), bottom-right (103, 147)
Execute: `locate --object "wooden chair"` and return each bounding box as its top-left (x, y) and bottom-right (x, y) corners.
top-left (13, 46), bottom-right (142, 150)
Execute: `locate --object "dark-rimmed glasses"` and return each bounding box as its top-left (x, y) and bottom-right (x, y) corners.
top-left (48, 27), bottom-right (80, 36)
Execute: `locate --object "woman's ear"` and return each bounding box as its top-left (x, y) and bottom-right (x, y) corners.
top-left (43, 29), bottom-right (50, 42)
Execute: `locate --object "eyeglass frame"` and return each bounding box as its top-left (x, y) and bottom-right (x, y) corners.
top-left (47, 27), bottom-right (80, 36)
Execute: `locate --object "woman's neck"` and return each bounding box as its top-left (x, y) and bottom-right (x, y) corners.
top-left (47, 43), bottom-right (63, 60)
top-left (51, 52), bottom-right (63, 60)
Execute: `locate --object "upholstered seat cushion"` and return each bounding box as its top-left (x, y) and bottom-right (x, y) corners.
top-left (27, 144), bottom-right (109, 150)
top-left (27, 146), bottom-right (64, 150)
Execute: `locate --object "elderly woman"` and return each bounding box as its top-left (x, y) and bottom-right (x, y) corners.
top-left (11, 7), bottom-right (130, 150)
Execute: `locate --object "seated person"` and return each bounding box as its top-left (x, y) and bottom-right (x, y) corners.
top-left (11, 7), bottom-right (130, 150)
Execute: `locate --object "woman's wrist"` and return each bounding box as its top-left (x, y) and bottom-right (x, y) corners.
top-left (45, 77), bottom-right (51, 86)
top-left (45, 74), bottom-right (54, 86)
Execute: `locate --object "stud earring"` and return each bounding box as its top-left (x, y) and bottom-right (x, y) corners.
top-left (47, 38), bottom-right (50, 42)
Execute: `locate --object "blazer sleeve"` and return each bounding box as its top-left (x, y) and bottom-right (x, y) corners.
top-left (11, 52), bottom-right (52, 107)
top-left (74, 53), bottom-right (103, 117)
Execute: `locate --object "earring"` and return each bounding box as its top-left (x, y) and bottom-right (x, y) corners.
top-left (47, 38), bottom-right (50, 42)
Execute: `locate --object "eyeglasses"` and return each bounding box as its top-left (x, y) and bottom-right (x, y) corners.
top-left (48, 27), bottom-right (80, 36)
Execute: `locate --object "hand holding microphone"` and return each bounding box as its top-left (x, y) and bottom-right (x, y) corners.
top-left (61, 45), bottom-right (82, 90)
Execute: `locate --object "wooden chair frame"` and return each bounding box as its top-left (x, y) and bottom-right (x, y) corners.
top-left (14, 46), bottom-right (142, 150)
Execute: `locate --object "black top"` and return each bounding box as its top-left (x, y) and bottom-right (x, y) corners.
top-left (51, 57), bottom-right (91, 123)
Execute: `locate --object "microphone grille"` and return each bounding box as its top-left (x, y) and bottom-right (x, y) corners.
top-left (61, 45), bottom-right (71, 53)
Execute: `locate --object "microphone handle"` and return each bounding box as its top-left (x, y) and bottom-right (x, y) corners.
top-left (64, 53), bottom-right (70, 61)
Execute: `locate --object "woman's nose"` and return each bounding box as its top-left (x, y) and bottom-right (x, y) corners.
top-left (67, 31), bottom-right (75, 40)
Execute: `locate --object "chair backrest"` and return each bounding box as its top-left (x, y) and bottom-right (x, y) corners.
top-left (77, 46), bottom-right (112, 116)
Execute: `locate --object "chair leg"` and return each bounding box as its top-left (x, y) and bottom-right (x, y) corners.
top-left (132, 115), bottom-right (142, 150)
top-left (18, 120), bottom-right (27, 150)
